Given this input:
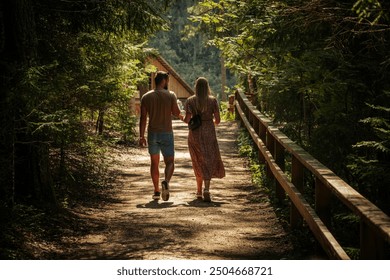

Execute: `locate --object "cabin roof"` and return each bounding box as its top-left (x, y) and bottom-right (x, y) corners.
top-left (152, 55), bottom-right (195, 97)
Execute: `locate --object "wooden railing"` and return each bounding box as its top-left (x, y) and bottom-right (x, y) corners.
top-left (235, 89), bottom-right (390, 259)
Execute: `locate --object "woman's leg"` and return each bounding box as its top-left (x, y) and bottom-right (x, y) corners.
top-left (196, 176), bottom-right (203, 195)
top-left (203, 180), bottom-right (211, 202)
top-left (204, 180), bottom-right (210, 191)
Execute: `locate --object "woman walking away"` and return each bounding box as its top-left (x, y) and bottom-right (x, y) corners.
top-left (183, 77), bottom-right (225, 202)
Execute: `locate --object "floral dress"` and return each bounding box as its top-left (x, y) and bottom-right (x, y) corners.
top-left (185, 96), bottom-right (225, 180)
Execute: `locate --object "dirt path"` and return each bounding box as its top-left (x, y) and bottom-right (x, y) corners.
top-left (55, 120), bottom-right (294, 259)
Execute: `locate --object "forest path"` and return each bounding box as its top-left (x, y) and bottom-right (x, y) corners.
top-left (57, 120), bottom-right (294, 259)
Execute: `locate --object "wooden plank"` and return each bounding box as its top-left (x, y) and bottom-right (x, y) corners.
top-left (248, 110), bottom-right (253, 125)
top-left (253, 116), bottom-right (259, 135)
top-left (360, 221), bottom-right (385, 259)
top-left (258, 149), bottom-right (265, 164)
top-left (315, 177), bottom-right (332, 228)
top-left (265, 132), bottom-right (275, 182)
top-left (269, 155), bottom-right (350, 260)
top-left (274, 141), bottom-right (286, 203)
top-left (269, 127), bottom-right (390, 243)
top-left (236, 89), bottom-right (390, 245)
top-left (235, 102), bottom-right (350, 259)
top-left (259, 121), bottom-right (267, 144)
top-left (291, 156), bottom-right (304, 228)
top-left (266, 131), bottom-right (275, 157)
top-left (274, 141), bottom-right (285, 171)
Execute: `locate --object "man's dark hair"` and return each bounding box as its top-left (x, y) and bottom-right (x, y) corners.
top-left (155, 71), bottom-right (169, 86)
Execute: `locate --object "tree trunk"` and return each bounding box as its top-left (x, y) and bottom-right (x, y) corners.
top-left (96, 109), bottom-right (105, 135)
top-left (221, 56), bottom-right (227, 101)
top-left (248, 74), bottom-right (259, 107)
top-left (1, 0), bottom-right (57, 208)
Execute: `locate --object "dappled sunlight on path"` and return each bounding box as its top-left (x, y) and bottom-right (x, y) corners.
top-left (56, 120), bottom-right (293, 259)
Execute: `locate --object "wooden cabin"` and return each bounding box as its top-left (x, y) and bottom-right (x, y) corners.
top-left (132, 55), bottom-right (194, 115)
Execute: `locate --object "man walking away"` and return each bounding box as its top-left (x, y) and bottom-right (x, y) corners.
top-left (139, 71), bottom-right (183, 201)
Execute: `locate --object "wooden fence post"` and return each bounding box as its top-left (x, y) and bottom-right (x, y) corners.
top-left (253, 115), bottom-right (259, 135)
top-left (248, 110), bottom-right (253, 126)
top-left (315, 178), bottom-right (332, 228)
top-left (266, 131), bottom-right (275, 157)
top-left (228, 94), bottom-right (235, 114)
top-left (291, 156), bottom-right (304, 228)
top-left (259, 122), bottom-right (266, 144)
top-left (235, 91), bottom-right (240, 121)
top-left (265, 131), bottom-right (275, 181)
top-left (257, 120), bottom-right (266, 164)
top-left (245, 106), bottom-right (250, 120)
top-left (360, 221), bottom-right (385, 259)
top-left (274, 141), bottom-right (286, 203)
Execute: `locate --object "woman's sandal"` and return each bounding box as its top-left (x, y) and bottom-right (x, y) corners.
top-left (196, 192), bottom-right (203, 200)
top-left (203, 189), bottom-right (211, 202)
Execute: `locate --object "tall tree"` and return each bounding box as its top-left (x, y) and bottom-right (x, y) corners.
top-left (0, 0), bottom-right (169, 208)
top-left (188, 0), bottom-right (390, 212)
top-left (149, 0), bottom-right (236, 98)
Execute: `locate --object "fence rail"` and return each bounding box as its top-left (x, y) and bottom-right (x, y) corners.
top-left (234, 89), bottom-right (390, 259)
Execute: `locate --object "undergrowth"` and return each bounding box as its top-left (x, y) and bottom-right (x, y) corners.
top-left (0, 132), bottom-right (118, 259)
top-left (237, 128), bottom-right (325, 259)
top-left (220, 101), bottom-right (236, 121)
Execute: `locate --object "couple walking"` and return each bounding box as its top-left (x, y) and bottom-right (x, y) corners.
top-left (139, 71), bottom-right (225, 202)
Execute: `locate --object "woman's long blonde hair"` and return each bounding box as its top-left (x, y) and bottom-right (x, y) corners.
top-left (195, 77), bottom-right (211, 113)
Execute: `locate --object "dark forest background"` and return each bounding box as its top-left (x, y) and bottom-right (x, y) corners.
top-left (187, 0), bottom-right (390, 215)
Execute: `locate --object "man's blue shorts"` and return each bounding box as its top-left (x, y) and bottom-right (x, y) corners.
top-left (147, 132), bottom-right (175, 157)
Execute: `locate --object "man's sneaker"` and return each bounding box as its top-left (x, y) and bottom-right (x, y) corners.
top-left (203, 189), bottom-right (211, 202)
top-left (152, 191), bottom-right (161, 200)
top-left (161, 181), bottom-right (170, 201)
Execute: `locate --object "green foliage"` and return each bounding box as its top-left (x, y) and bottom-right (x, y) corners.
top-left (220, 101), bottom-right (235, 121)
top-left (237, 128), bottom-right (320, 258)
top-left (237, 130), bottom-right (268, 190)
top-left (148, 0), bottom-right (237, 97)
top-left (189, 0), bottom-right (390, 214)
top-left (10, 6), bottom-right (157, 204)
top-left (347, 93), bottom-right (390, 213)
top-left (0, 1), bottom-right (169, 208)
top-left (0, 0), bottom-right (174, 259)
top-left (237, 131), bottom-right (254, 157)
top-left (353, 0), bottom-right (389, 24)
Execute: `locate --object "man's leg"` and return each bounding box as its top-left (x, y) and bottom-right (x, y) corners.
top-left (161, 155), bottom-right (174, 201)
top-left (163, 156), bottom-right (175, 183)
top-left (150, 154), bottom-right (160, 192)
top-left (161, 132), bottom-right (174, 201)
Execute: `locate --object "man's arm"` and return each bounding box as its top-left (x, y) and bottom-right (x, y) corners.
top-left (171, 92), bottom-right (182, 119)
top-left (139, 101), bottom-right (148, 146)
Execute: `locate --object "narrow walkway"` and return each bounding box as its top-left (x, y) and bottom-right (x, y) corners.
top-left (58, 120), bottom-right (293, 259)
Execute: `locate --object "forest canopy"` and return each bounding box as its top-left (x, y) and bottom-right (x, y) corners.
top-left (187, 0), bottom-right (390, 213)
top-left (148, 0), bottom-right (237, 99)
top-left (0, 0), bottom-right (170, 209)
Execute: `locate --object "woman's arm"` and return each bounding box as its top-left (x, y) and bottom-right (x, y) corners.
top-left (213, 99), bottom-right (221, 125)
top-left (182, 98), bottom-right (192, 124)
top-left (183, 112), bottom-right (192, 124)
top-left (214, 112), bottom-right (221, 125)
